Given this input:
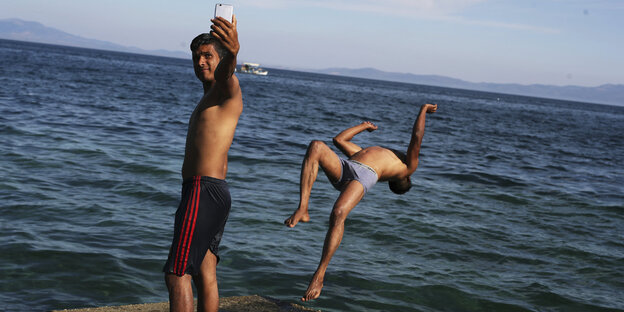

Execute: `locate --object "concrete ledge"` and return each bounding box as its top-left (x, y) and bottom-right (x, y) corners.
top-left (52, 295), bottom-right (319, 312)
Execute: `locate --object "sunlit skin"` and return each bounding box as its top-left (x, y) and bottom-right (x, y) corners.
top-left (284, 104), bottom-right (437, 302)
top-left (165, 15), bottom-right (241, 312)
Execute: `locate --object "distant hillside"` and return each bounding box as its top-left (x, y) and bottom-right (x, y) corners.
top-left (315, 68), bottom-right (624, 106)
top-left (0, 18), bottom-right (189, 59)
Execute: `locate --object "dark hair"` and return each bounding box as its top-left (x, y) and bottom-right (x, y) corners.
top-left (389, 177), bottom-right (412, 194)
top-left (190, 33), bottom-right (227, 59)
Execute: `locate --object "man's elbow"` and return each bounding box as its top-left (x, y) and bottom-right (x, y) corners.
top-left (412, 131), bottom-right (424, 141)
top-left (332, 137), bottom-right (341, 147)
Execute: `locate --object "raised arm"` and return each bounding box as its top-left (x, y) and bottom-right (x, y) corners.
top-left (332, 121), bottom-right (378, 157)
top-left (210, 15), bottom-right (240, 96)
top-left (406, 104), bottom-right (437, 174)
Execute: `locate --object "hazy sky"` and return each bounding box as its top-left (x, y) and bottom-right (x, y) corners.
top-left (2, 0), bottom-right (623, 86)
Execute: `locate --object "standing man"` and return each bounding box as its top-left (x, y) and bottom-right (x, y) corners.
top-left (163, 16), bottom-right (241, 312)
top-left (284, 104), bottom-right (438, 302)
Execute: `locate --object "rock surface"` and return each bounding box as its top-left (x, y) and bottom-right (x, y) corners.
top-left (52, 295), bottom-right (320, 312)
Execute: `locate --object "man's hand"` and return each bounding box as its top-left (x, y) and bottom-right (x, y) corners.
top-left (361, 121), bottom-right (378, 132)
top-left (210, 15), bottom-right (240, 56)
top-left (423, 103), bottom-right (437, 114)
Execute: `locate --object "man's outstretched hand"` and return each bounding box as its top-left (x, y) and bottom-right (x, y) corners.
top-left (361, 121), bottom-right (378, 132)
top-left (423, 103), bottom-right (437, 113)
top-left (210, 15), bottom-right (240, 56)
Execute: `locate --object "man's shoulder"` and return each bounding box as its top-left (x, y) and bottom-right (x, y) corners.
top-left (381, 147), bottom-right (407, 162)
top-left (203, 76), bottom-right (242, 101)
top-left (366, 146), bottom-right (393, 153)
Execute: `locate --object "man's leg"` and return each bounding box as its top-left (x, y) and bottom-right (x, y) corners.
top-left (302, 181), bottom-right (365, 301)
top-left (193, 251), bottom-right (219, 312)
top-left (285, 140), bottom-right (342, 227)
top-left (165, 273), bottom-right (194, 312)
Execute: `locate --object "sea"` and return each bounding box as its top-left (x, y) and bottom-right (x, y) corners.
top-left (1, 38), bottom-right (623, 312)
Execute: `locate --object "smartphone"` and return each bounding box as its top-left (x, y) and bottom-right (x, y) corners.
top-left (214, 3), bottom-right (233, 23)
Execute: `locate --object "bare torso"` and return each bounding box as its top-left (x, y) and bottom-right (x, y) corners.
top-left (181, 77), bottom-right (243, 180)
top-left (349, 146), bottom-right (408, 181)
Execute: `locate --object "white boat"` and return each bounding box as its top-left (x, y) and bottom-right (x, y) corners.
top-left (239, 62), bottom-right (268, 76)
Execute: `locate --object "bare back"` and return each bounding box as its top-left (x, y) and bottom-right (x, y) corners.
top-left (349, 146), bottom-right (408, 182)
top-left (182, 76), bottom-right (243, 180)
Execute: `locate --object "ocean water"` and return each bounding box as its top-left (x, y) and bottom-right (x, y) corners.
top-left (1, 39), bottom-right (623, 312)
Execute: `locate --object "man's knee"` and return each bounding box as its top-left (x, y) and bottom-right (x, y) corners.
top-left (194, 258), bottom-right (218, 295)
top-left (165, 273), bottom-right (192, 293)
top-left (198, 270), bottom-right (217, 284)
top-left (307, 140), bottom-right (327, 154)
top-left (166, 272), bottom-right (185, 283)
top-left (194, 273), bottom-right (217, 292)
top-left (329, 207), bottom-right (347, 225)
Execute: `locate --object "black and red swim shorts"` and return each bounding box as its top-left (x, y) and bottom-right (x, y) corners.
top-left (163, 176), bottom-right (231, 276)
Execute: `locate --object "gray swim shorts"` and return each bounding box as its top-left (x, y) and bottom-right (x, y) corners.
top-left (331, 158), bottom-right (378, 193)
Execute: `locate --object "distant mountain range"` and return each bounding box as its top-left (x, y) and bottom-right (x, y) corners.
top-left (0, 18), bottom-right (188, 59)
top-left (313, 67), bottom-right (624, 106)
top-left (1, 18), bottom-right (622, 106)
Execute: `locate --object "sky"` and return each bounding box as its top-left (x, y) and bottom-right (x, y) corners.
top-left (2, 0), bottom-right (623, 87)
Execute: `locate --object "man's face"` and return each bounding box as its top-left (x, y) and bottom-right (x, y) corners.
top-left (193, 44), bottom-right (220, 82)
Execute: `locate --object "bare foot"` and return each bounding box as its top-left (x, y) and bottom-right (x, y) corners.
top-left (301, 275), bottom-right (324, 302)
top-left (284, 209), bottom-right (310, 228)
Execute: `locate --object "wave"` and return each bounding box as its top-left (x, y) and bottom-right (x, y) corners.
top-left (434, 171), bottom-right (527, 187)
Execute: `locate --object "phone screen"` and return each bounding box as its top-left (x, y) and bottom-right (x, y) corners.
top-left (214, 4), bottom-right (233, 22)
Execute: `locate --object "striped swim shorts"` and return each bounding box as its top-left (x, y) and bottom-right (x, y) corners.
top-left (163, 176), bottom-right (231, 276)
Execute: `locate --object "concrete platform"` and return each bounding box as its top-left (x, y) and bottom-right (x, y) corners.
top-left (52, 295), bottom-right (319, 312)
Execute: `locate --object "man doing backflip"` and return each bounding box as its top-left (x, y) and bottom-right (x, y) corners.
top-left (162, 16), bottom-right (241, 312)
top-left (284, 103), bottom-right (438, 302)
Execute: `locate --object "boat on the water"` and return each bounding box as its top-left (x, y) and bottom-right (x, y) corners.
top-left (239, 62), bottom-right (268, 76)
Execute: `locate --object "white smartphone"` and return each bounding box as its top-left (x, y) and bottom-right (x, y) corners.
top-left (214, 3), bottom-right (233, 23)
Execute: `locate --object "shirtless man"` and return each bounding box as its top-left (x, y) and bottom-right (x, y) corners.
top-left (162, 16), bottom-right (241, 312)
top-left (284, 103), bottom-right (438, 302)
